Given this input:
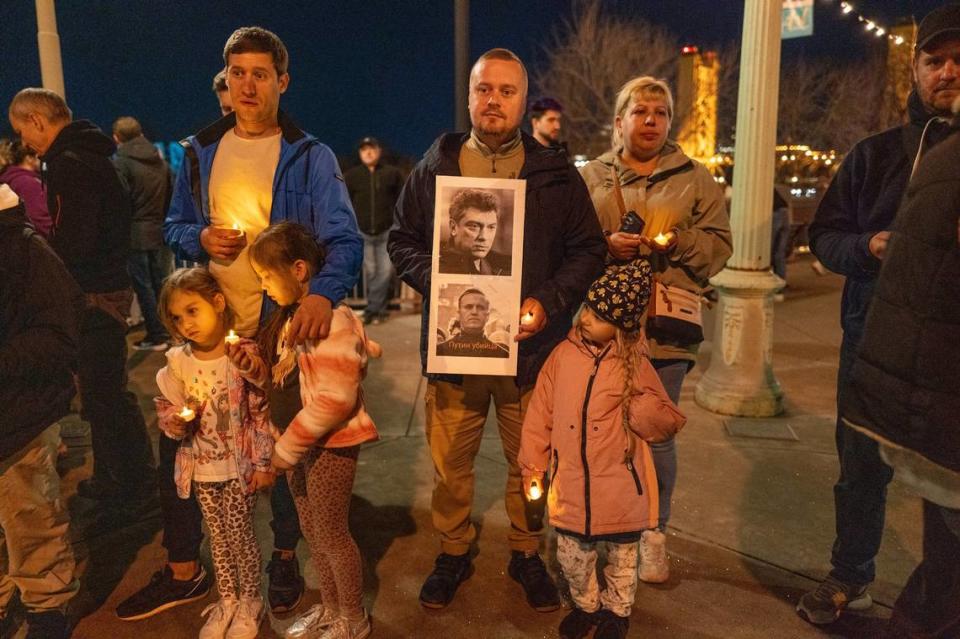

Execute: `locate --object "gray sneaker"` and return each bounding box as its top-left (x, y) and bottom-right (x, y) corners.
top-left (796, 575), bottom-right (873, 625)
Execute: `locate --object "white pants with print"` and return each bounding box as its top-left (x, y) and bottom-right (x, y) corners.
top-left (556, 532), bottom-right (638, 618)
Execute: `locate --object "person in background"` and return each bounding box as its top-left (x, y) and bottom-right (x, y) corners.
top-left (0, 139), bottom-right (50, 237)
top-left (213, 70), bottom-right (233, 116)
top-left (530, 97), bottom-right (563, 148)
top-left (771, 187), bottom-right (792, 301)
top-left (113, 116), bottom-right (174, 351)
top-left (343, 137), bottom-right (403, 325)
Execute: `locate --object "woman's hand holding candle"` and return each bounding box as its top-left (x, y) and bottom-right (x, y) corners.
top-left (644, 229), bottom-right (678, 253)
top-left (516, 298), bottom-right (547, 342)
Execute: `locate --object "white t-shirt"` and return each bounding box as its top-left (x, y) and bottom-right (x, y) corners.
top-left (175, 350), bottom-right (238, 482)
top-left (208, 129), bottom-right (281, 336)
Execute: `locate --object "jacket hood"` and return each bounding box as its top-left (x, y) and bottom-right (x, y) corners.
top-left (0, 165), bottom-right (38, 182)
top-left (564, 324), bottom-right (651, 360)
top-left (421, 130), bottom-right (571, 176)
top-left (593, 140), bottom-right (693, 183)
top-left (43, 119), bottom-right (116, 162)
top-left (117, 135), bottom-right (163, 163)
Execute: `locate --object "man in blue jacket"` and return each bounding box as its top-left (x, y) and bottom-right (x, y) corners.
top-left (390, 48), bottom-right (606, 613)
top-left (117, 26), bottom-right (361, 623)
top-left (798, 3), bottom-right (960, 626)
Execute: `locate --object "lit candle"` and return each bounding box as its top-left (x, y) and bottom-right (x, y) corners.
top-left (521, 311), bottom-right (536, 327)
top-left (527, 477), bottom-right (542, 501)
top-left (225, 329), bottom-right (240, 345)
top-left (653, 232), bottom-right (671, 247)
top-left (178, 406), bottom-right (195, 422)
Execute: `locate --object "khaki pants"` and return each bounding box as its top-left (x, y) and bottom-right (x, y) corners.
top-left (0, 424), bottom-right (78, 613)
top-left (425, 377), bottom-right (542, 555)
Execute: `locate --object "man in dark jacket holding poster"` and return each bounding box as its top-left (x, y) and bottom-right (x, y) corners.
top-left (389, 48), bottom-right (606, 612)
top-left (798, 3), bottom-right (960, 625)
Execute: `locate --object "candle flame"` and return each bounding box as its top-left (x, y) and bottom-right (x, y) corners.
top-left (178, 406), bottom-right (195, 420)
top-left (654, 232), bottom-right (670, 246)
top-left (527, 478), bottom-right (542, 501)
top-left (225, 329), bottom-right (240, 344)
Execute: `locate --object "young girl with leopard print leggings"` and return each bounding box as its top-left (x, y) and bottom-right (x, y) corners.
top-left (154, 267), bottom-right (276, 639)
top-left (249, 222), bottom-right (381, 639)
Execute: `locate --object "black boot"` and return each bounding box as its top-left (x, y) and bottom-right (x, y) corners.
top-left (508, 551), bottom-right (560, 612)
top-left (419, 553), bottom-right (472, 609)
top-left (25, 611), bottom-right (68, 639)
top-left (559, 608), bottom-right (596, 639)
top-left (593, 609), bottom-right (630, 639)
top-left (266, 551), bottom-right (305, 614)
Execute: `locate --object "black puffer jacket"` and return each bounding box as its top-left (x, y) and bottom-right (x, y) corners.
top-left (0, 202), bottom-right (83, 460)
top-left (843, 124), bottom-right (960, 473)
top-left (809, 92), bottom-right (952, 342)
top-left (388, 131), bottom-right (606, 386)
top-left (42, 120), bottom-right (132, 293)
top-left (114, 135), bottom-right (171, 250)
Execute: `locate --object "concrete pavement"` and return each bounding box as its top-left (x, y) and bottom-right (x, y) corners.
top-left (37, 256), bottom-right (920, 638)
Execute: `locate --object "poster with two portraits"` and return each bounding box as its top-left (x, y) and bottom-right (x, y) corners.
top-left (427, 176), bottom-right (525, 376)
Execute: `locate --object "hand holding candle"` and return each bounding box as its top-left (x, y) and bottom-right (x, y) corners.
top-left (200, 223), bottom-right (247, 261)
top-left (647, 229), bottom-right (677, 253)
top-left (524, 474), bottom-right (544, 501)
top-left (516, 298), bottom-right (547, 342)
top-left (225, 329), bottom-right (240, 345)
top-left (177, 406), bottom-right (195, 422)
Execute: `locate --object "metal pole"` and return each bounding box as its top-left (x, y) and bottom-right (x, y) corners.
top-left (35, 0), bottom-right (66, 99)
top-left (695, 0), bottom-right (784, 417)
top-left (454, 0), bottom-right (470, 131)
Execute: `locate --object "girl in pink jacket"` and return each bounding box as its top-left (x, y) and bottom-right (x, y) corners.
top-left (519, 261), bottom-right (685, 639)
top-left (248, 222), bottom-right (380, 639)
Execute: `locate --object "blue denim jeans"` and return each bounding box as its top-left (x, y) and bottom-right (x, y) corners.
top-left (362, 232), bottom-right (393, 317)
top-left (829, 336), bottom-right (894, 586)
top-left (651, 359), bottom-right (687, 530)
top-left (128, 248), bottom-right (173, 342)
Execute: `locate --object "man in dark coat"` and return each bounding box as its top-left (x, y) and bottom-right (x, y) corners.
top-left (343, 136), bottom-right (404, 324)
top-left (0, 186), bottom-right (82, 639)
top-left (7, 88), bottom-right (157, 510)
top-left (112, 116), bottom-right (173, 350)
top-left (799, 3), bottom-right (960, 625)
top-left (844, 100), bottom-right (960, 639)
top-left (389, 48), bottom-right (606, 611)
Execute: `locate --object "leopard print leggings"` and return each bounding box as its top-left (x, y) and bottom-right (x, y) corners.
top-left (288, 446), bottom-right (362, 616)
top-left (194, 479), bottom-right (261, 600)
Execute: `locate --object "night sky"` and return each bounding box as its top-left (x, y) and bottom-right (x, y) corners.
top-left (0, 0), bottom-right (946, 159)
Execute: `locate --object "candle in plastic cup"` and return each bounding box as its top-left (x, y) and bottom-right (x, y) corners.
top-left (225, 329), bottom-right (240, 345)
top-left (527, 477), bottom-right (542, 501)
top-left (178, 406), bottom-right (195, 421)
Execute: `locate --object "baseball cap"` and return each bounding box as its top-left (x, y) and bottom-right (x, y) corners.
top-left (358, 136), bottom-right (380, 149)
top-left (916, 3), bottom-right (960, 51)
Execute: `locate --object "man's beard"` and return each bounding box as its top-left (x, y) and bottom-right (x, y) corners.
top-left (476, 122), bottom-right (519, 146)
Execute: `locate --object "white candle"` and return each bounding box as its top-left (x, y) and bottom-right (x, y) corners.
top-left (225, 329), bottom-right (240, 345)
top-left (653, 232), bottom-right (671, 247)
top-left (527, 477), bottom-right (542, 501)
top-left (521, 311), bottom-right (536, 327)
top-left (178, 406), bottom-right (195, 421)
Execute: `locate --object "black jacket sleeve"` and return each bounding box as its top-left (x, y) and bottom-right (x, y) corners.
top-left (809, 147), bottom-right (882, 281)
top-left (388, 164), bottom-right (433, 295)
top-left (529, 167), bottom-right (606, 319)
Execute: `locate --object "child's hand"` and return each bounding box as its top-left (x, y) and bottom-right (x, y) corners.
top-left (247, 470), bottom-right (276, 493)
top-left (167, 414), bottom-right (189, 438)
top-left (522, 473), bottom-right (545, 501)
top-left (271, 452), bottom-right (294, 473)
top-left (226, 342), bottom-right (266, 383)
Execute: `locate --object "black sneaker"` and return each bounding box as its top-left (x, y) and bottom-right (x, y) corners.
top-left (24, 611), bottom-right (68, 639)
top-left (115, 565), bottom-right (211, 621)
top-left (419, 553), bottom-right (472, 609)
top-left (559, 608), bottom-right (596, 639)
top-left (266, 551), bottom-right (304, 614)
top-left (593, 609), bottom-right (629, 639)
top-left (508, 551), bottom-right (560, 612)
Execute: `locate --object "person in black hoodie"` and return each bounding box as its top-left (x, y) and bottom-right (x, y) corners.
top-left (0, 185), bottom-right (81, 639)
top-left (798, 3), bottom-right (960, 626)
top-left (8, 88), bottom-right (157, 512)
top-left (389, 48), bottom-right (606, 613)
top-left (112, 116), bottom-right (173, 350)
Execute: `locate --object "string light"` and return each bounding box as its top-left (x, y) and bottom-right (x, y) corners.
top-left (838, 3), bottom-right (911, 47)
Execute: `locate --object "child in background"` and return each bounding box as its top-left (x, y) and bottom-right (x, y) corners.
top-left (248, 222), bottom-right (380, 639)
top-left (519, 261), bottom-right (686, 639)
top-left (154, 268), bottom-right (275, 639)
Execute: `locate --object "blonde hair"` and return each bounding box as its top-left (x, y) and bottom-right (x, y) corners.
top-left (158, 267), bottom-right (234, 342)
top-left (611, 76), bottom-right (674, 148)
